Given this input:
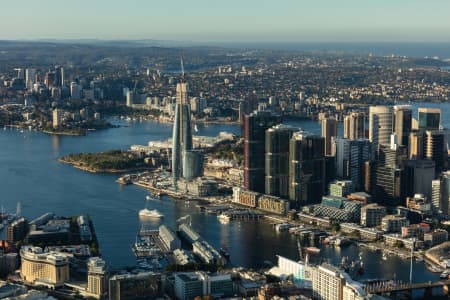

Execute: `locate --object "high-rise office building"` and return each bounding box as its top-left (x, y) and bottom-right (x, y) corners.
top-left (409, 130), bottom-right (424, 160)
top-left (25, 68), bottom-right (36, 90)
top-left (289, 131), bottom-right (325, 209)
top-left (172, 60), bottom-right (196, 186)
top-left (53, 109), bottom-right (63, 128)
top-left (432, 179), bottom-right (442, 213)
top-left (393, 105), bottom-right (412, 147)
top-left (438, 171), bottom-right (450, 215)
top-left (322, 117), bottom-right (338, 156)
top-left (182, 149), bottom-right (204, 180)
top-left (14, 68), bottom-right (25, 80)
top-left (369, 106), bottom-right (393, 146)
top-left (244, 111), bottom-right (280, 193)
top-left (404, 160), bottom-right (435, 200)
top-left (418, 108), bottom-right (441, 130)
top-left (70, 82), bottom-right (81, 99)
top-left (45, 72), bottom-right (56, 88)
top-left (333, 138), bottom-right (374, 191)
top-left (372, 143), bottom-right (407, 206)
top-left (87, 257), bottom-right (107, 299)
top-left (265, 125), bottom-right (298, 198)
top-left (425, 130), bottom-right (448, 174)
top-left (343, 112), bottom-right (365, 140)
top-left (55, 65), bottom-right (64, 87)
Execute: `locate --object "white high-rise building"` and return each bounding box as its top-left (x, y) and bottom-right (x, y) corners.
top-left (312, 264), bottom-right (345, 300)
top-left (70, 82), bottom-right (81, 99)
top-left (369, 106), bottom-right (393, 146)
top-left (25, 68), bottom-right (36, 89)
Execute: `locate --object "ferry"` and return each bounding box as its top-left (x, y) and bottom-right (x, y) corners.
top-left (138, 209), bottom-right (164, 219)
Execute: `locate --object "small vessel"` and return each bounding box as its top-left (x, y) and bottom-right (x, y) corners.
top-left (194, 124), bottom-right (199, 132)
top-left (138, 209), bottom-right (164, 219)
top-left (305, 247), bottom-right (321, 254)
top-left (382, 252), bottom-right (388, 261)
top-left (219, 248), bottom-right (230, 260)
top-left (218, 214), bottom-right (230, 224)
top-left (440, 270), bottom-right (449, 279)
top-left (275, 223), bottom-right (291, 232)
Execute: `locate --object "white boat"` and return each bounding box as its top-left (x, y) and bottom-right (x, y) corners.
top-left (139, 209), bottom-right (164, 219)
top-left (194, 124), bottom-right (199, 132)
top-left (440, 270), bottom-right (449, 279)
top-left (217, 214), bottom-right (230, 223)
top-left (275, 223), bottom-right (291, 232)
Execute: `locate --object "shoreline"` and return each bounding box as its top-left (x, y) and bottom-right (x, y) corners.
top-left (58, 158), bottom-right (151, 174)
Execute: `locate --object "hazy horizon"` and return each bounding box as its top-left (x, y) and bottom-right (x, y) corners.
top-left (1, 0), bottom-right (450, 43)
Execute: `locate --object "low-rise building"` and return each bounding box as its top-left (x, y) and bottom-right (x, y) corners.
top-left (347, 192), bottom-right (372, 204)
top-left (381, 215), bottom-right (410, 233)
top-left (257, 194), bottom-right (289, 215)
top-left (424, 229), bottom-right (448, 247)
top-left (384, 234), bottom-right (416, 249)
top-left (406, 194), bottom-right (432, 215)
top-left (401, 223), bottom-right (430, 239)
top-left (186, 177), bottom-right (218, 196)
top-left (109, 272), bottom-right (162, 300)
top-left (340, 223), bottom-right (384, 241)
top-left (192, 240), bottom-right (223, 265)
top-left (360, 204), bottom-right (386, 227)
top-left (237, 189), bottom-right (260, 208)
top-left (174, 272), bottom-right (233, 300)
top-left (329, 180), bottom-right (354, 197)
top-left (7, 218), bottom-right (28, 243)
top-left (159, 225), bottom-right (181, 251)
top-left (313, 196), bottom-right (362, 223)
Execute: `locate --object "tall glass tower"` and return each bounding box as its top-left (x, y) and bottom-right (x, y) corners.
top-left (172, 59), bottom-right (194, 187)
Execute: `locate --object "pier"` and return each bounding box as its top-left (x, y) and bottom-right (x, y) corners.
top-left (365, 279), bottom-right (450, 299)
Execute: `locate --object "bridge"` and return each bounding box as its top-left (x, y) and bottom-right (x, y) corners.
top-left (365, 279), bottom-right (450, 298)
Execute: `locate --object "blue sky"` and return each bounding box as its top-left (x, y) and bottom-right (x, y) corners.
top-left (1, 0), bottom-right (450, 42)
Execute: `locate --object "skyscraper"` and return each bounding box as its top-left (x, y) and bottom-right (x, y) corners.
top-left (425, 130), bottom-right (448, 174)
top-left (244, 111), bottom-right (280, 193)
top-left (418, 108), bottom-right (441, 130)
top-left (265, 124), bottom-right (298, 198)
top-left (333, 138), bottom-right (374, 191)
top-left (322, 117), bottom-right (338, 156)
top-left (25, 68), bottom-right (36, 90)
top-left (172, 60), bottom-right (194, 186)
top-left (343, 112), bottom-right (365, 140)
top-left (55, 65), bottom-right (64, 87)
top-left (369, 106), bottom-right (393, 146)
top-left (408, 130), bottom-right (424, 160)
top-left (372, 143), bottom-right (407, 206)
top-left (289, 131), bottom-right (325, 209)
top-left (393, 105), bottom-right (412, 147)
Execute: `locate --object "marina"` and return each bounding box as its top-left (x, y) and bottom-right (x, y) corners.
top-left (0, 116), bottom-right (445, 285)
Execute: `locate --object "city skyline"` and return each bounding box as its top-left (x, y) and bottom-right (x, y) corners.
top-left (1, 0), bottom-right (450, 42)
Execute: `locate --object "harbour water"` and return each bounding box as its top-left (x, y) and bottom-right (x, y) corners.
top-left (1, 103), bottom-right (449, 285)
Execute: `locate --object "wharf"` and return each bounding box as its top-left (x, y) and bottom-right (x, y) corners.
top-left (221, 209), bottom-right (264, 220)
